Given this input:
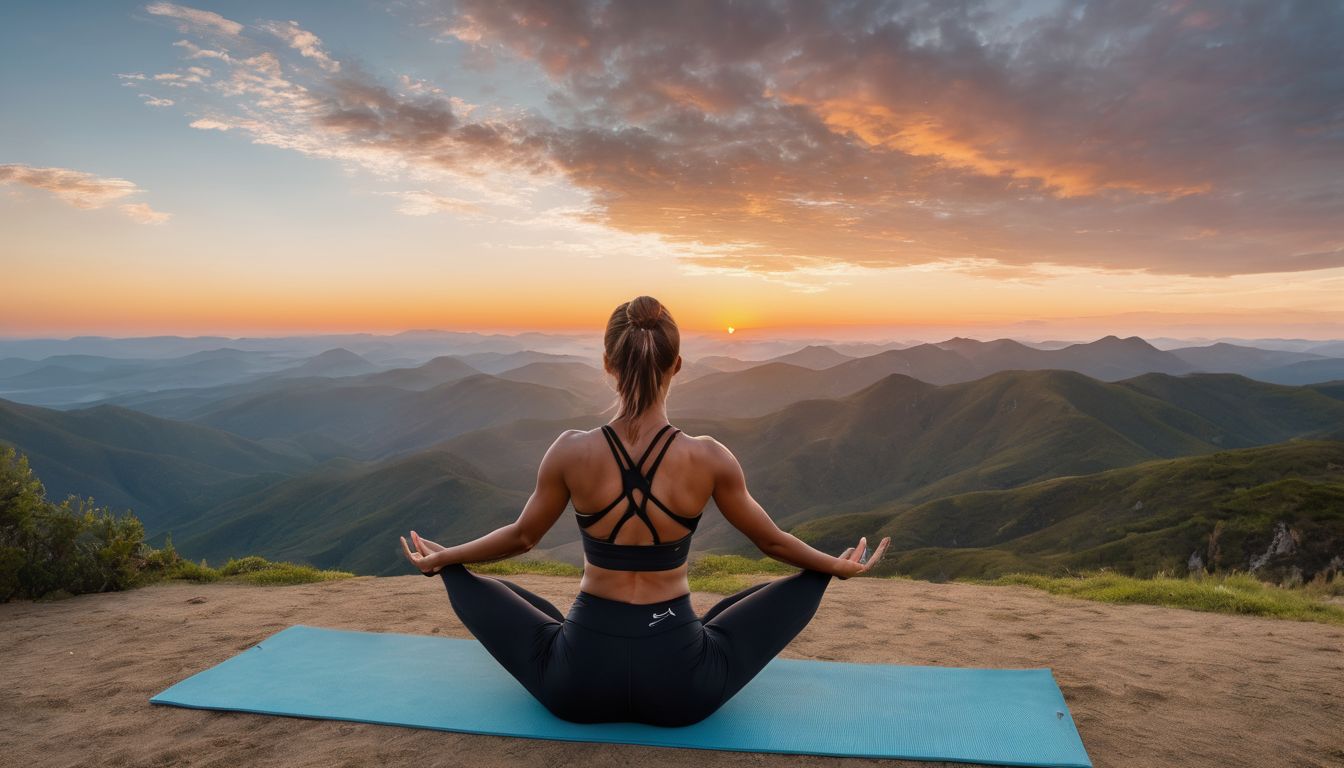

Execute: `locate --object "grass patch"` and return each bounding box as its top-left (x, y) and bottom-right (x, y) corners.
top-left (689, 573), bottom-right (758, 594)
top-left (231, 562), bottom-right (356, 586)
top-left (689, 554), bottom-right (796, 577)
top-left (468, 559), bottom-right (584, 578)
top-left (687, 555), bottom-right (798, 594)
top-left (147, 556), bottom-right (355, 587)
top-left (978, 570), bottom-right (1344, 625)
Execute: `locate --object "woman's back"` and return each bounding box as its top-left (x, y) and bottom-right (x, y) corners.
top-left (566, 420), bottom-right (717, 604)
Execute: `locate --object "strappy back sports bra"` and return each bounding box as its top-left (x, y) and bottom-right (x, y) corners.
top-left (574, 423), bottom-right (701, 571)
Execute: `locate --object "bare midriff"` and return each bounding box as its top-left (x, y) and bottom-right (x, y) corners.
top-left (579, 560), bottom-right (692, 604)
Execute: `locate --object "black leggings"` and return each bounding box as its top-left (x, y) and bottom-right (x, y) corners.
top-left (438, 563), bottom-right (833, 727)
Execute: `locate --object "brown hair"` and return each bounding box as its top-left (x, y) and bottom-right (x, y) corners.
top-left (604, 295), bottom-right (679, 443)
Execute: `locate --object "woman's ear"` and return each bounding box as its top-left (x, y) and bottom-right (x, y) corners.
top-left (674, 355), bottom-right (682, 375)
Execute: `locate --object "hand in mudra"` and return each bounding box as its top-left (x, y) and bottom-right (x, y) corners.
top-left (399, 530), bottom-right (446, 575)
top-left (834, 536), bottom-right (891, 580)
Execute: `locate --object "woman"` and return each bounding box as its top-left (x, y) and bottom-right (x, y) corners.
top-left (398, 295), bottom-right (890, 727)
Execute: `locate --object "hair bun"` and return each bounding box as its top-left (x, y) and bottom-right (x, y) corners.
top-left (625, 295), bottom-right (663, 330)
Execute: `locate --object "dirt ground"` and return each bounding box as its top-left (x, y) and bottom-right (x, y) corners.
top-left (3, 573), bottom-right (1342, 768)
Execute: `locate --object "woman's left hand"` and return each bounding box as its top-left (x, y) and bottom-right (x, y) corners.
top-left (399, 534), bottom-right (440, 575)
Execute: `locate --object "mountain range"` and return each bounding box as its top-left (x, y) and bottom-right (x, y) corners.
top-left (1, 332), bottom-right (1341, 580)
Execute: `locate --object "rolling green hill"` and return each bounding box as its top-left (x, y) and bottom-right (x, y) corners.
top-left (172, 448), bottom-right (529, 576)
top-left (0, 397), bottom-right (315, 532)
top-left (791, 439), bottom-right (1344, 583)
top-left (688, 369), bottom-right (1344, 534)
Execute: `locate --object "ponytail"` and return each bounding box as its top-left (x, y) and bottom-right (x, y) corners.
top-left (603, 295), bottom-right (680, 443)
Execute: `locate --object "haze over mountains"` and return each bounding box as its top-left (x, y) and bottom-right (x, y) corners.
top-left (0, 330), bottom-right (1340, 581)
top-left (3, 332), bottom-right (1341, 413)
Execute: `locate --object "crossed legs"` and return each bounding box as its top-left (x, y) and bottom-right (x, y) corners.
top-left (437, 563), bottom-right (834, 721)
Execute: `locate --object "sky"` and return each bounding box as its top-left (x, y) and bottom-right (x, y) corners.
top-left (2, 0), bottom-right (1342, 342)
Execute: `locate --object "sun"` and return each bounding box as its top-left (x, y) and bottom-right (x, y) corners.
top-left (727, 326), bottom-right (735, 334)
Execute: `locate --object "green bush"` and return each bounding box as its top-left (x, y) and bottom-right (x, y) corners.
top-left (0, 445), bottom-right (352, 600)
top-left (163, 558), bottom-right (221, 583)
top-left (0, 445), bottom-right (159, 601)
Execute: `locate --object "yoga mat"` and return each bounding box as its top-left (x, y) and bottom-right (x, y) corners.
top-left (151, 625), bottom-right (1091, 767)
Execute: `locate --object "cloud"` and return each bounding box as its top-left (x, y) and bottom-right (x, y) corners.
top-left (139, 93), bottom-right (175, 107)
top-left (136, 0), bottom-right (1344, 280)
top-left (428, 0), bottom-right (1344, 279)
top-left (188, 118), bottom-right (231, 131)
top-left (0, 164), bottom-right (170, 223)
top-left (172, 38), bottom-right (234, 62)
top-left (260, 19), bottom-right (340, 72)
top-left (382, 190), bottom-right (483, 217)
top-left (118, 202), bottom-right (172, 224)
top-left (144, 2), bottom-right (242, 37)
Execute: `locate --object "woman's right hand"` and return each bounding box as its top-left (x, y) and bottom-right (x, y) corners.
top-left (833, 536), bottom-right (891, 580)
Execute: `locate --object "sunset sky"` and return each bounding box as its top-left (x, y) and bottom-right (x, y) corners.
top-left (2, 0), bottom-right (1342, 341)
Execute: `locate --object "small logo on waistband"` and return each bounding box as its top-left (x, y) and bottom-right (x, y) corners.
top-left (648, 607), bottom-right (676, 627)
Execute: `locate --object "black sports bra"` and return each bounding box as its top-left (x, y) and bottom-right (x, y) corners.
top-left (574, 423), bottom-right (701, 571)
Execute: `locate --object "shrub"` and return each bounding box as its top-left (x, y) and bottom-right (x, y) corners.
top-left (0, 445), bottom-right (351, 599)
top-left (0, 445), bottom-right (161, 601)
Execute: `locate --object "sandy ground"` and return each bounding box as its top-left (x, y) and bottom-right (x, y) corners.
top-left (2, 573), bottom-right (1342, 768)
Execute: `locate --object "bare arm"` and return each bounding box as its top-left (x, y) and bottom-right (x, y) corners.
top-left (404, 430), bottom-right (577, 569)
top-left (707, 438), bottom-right (888, 578)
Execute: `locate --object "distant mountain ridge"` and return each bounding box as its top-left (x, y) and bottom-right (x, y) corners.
top-left (4, 333), bottom-right (1341, 412)
top-left (668, 335), bottom-right (1342, 417)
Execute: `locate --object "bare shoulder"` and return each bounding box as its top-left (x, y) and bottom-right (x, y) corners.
top-left (543, 428), bottom-right (590, 463)
top-left (679, 431), bottom-right (737, 473)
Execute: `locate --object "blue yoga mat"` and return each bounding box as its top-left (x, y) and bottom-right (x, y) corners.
top-left (151, 625), bottom-right (1091, 767)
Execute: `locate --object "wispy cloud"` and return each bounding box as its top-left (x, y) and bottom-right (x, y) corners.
top-left (380, 190), bottom-right (483, 217)
top-left (260, 20), bottom-right (340, 73)
top-left (118, 201), bottom-right (172, 224)
top-left (172, 38), bottom-right (234, 63)
top-left (0, 164), bottom-right (171, 223)
top-left (144, 1), bottom-right (242, 37)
